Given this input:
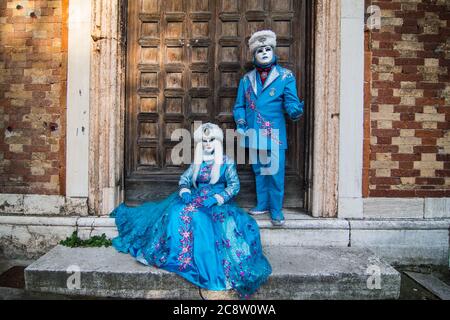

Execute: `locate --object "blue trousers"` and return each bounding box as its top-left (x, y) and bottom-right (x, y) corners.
top-left (250, 149), bottom-right (286, 220)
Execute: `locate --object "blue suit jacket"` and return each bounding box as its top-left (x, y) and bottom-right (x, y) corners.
top-left (233, 65), bottom-right (304, 150)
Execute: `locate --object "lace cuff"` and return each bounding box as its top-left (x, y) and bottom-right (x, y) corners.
top-left (213, 194), bottom-right (225, 206)
top-left (179, 188), bottom-right (191, 197)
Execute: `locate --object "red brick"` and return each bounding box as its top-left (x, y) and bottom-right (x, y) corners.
top-left (400, 113), bottom-right (415, 121)
top-left (416, 178), bottom-right (445, 185)
top-left (398, 162), bottom-right (414, 170)
top-left (394, 106), bottom-right (423, 113)
top-left (415, 130), bottom-right (444, 138)
top-left (413, 146), bottom-right (439, 154)
top-left (421, 138), bottom-right (437, 146)
top-left (391, 170), bottom-right (421, 177)
top-left (371, 145), bottom-right (399, 153)
top-left (436, 170), bottom-right (450, 178)
top-left (376, 137), bottom-right (392, 145)
top-left (395, 58), bottom-right (424, 66)
top-left (416, 97), bottom-right (445, 106)
top-left (392, 121), bottom-right (423, 129)
top-left (369, 190), bottom-right (417, 197)
top-left (415, 190), bottom-right (450, 197)
top-left (372, 129), bottom-right (401, 137)
top-left (370, 177), bottom-right (401, 185)
top-left (392, 154), bottom-right (421, 161)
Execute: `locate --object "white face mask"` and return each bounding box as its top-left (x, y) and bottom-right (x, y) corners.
top-left (255, 46), bottom-right (274, 65)
top-left (202, 137), bottom-right (215, 155)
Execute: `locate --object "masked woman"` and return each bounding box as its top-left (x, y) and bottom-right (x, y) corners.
top-left (111, 123), bottom-right (272, 299)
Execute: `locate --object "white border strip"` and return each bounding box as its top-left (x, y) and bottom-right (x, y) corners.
top-left (338, 0), bottom-right (365, 218)
top-left (66, 0), bottom-right (92, 197)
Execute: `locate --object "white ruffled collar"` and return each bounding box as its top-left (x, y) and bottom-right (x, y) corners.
top-left (202, 154), bottom-right (215, 162)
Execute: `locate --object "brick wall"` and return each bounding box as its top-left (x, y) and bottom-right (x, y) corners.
top-left (0, 0), bottom-right (67, 195)
top-left (364, 0), bottom-right (450, 197)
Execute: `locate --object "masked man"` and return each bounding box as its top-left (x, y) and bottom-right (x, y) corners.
top-left (233, 30), bottom-right (304, 226)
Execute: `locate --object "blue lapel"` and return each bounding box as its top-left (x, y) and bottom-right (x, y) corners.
top-left (246, 70), bottom-right (258, 96)
top-left (247, 66), bottom-right (281, 98)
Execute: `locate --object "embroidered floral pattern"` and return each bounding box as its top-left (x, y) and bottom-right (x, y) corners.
top-left (235, 249), bottom-right (244, 259)
top-left (220, 236), bottom-right (256, 298)
top-left (245, 86), bottom-right (282, 146)
top-left (177, 220), bottom-right (194, 271)
top-left (198, 163), bottom-right (213, 183)
top-left (154, 237), bottom-right (165, 251)
top-left (234, 228), bottom-right (243, 238)
top-left (177, 204), bottom-right (198, 271)
top-left (251, 240), bottom-right (258, 255)
top-left (177, 166), bottom-right (214, 271)
top-left (281, 69), bottom-right (294, 80)
top-left (213, 211), bottom-right (226, 223)
top-left (150, 236), bottom-right (168, 266)
top-left (222, 238), bottom-right (231, 248)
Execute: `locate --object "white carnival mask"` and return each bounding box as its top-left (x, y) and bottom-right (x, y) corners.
top-left (255, 45), bottom-right (274, 66)
top-left (202, 136), bottom-right (215, 155)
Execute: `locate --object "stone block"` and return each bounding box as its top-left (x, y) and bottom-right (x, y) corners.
top-left (424, 198), bottom-right (450, 218)
top-left (0, 194), bottom-right (24, 214)
top-left (363, 198), bottom-right (424, 219)
top-left (0, 216), bottom-right (77, 259)
top-left (23, 195), bottom-right (65, 215)
top-left (64, 198), bottom-right (89, 216)
top-left (350, 220), bottom-right (450, 265)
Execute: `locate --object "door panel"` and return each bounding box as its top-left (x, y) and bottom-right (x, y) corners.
top-left (126, 0), bottom-right (307, 208)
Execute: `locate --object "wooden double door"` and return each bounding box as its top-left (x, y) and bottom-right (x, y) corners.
top-left (125, 0), bottom-right (311, 208)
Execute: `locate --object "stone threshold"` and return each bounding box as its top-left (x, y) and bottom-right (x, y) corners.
top-left (1, 214), bottom-right (449, 265)
top-left (1, 215), bottom-right (449, 230)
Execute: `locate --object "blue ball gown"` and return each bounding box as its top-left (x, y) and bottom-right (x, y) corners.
top-left (110, 156), bottom-right (272, 299)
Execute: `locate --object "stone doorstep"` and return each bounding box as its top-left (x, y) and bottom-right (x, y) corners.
top-left (0, 214), bottom-right (352, 249)
top-left (24, 245), bottom-right (401, 300)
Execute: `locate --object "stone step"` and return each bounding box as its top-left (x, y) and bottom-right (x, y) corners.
top-left (76, 212), bottom-right (350, 248)
top-left (25, 245), bottom-right (401, 300)
top-left (2, 215), bottom-right (448, 265)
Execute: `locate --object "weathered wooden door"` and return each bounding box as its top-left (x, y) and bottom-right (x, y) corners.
top-left (125, 0), bottom-right (310, 208)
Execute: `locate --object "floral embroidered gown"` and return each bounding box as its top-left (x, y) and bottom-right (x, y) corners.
top-left (110, 156), bottom-right (272, 298)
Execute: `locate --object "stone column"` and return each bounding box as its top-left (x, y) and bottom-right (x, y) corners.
top-left (338, 0), bottom-right (365, 218)
top-left (67, 0), bottom-right (91, 198)
top-left (311, 0), bottom-right (341, 217)
top-left (89, 0), bottom-right (126, 215)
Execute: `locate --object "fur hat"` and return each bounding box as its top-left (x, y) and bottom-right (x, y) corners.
top-left (248, 30), bottom-right (277, 55)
